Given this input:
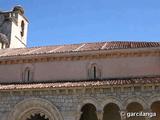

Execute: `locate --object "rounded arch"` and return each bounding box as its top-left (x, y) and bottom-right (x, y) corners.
top-left (124, 96), bottom-right (147, 110)
top-left (80, 103), bottom-right (98, 120)
top-left (8, 98), bottom-right (63, 120)
top-left (87, 62), bottom-right (102, 80)
top-left (148, 95), bottom-right (160, 108)
top-left (103, 103), bottom-right (121, 120)
top-left (126, 102), bottom-right (145, 120)
top-left (22, 64), bottom-right (34, 71)
top-left (101, 96), bottom-right (123, 110)
top-left (150, 101), bottom-right (160, 120)
top-left (77, 97), bottom-right (99, 112)
top-left (22, 64), bottom-right (34, 82)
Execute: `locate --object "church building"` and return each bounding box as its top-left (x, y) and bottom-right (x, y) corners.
top-left (0, 6), bottom-right (160, 120)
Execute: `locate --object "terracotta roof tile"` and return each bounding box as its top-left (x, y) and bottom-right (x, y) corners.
top-left (0, 77), bottom-right (159, 90)
top-left (78, 42), bottom-right (105, 51)
top-left (102, 41), bottom-right (160, 50)
top-left (0, 41), bottom-right (159, 57)
top-left (54, 44), bottom-right (83, 52)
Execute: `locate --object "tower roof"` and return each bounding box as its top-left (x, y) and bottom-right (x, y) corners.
top-left (12, 5), bottom-right (24, 15)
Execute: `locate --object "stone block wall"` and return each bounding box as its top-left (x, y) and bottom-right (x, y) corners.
top-left (0, 84), bottom-right (159, 120)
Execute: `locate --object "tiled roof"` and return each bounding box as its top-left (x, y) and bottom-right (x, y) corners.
top-left (0, 77), bottom-right (160, 90)
top-left (0, 41), bottom-right (160, 58)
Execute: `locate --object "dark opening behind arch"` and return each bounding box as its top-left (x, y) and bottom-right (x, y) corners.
top-left (80, 103), bottom-right (98, 120)
top-left (151, 101), bottom-right (160, 120)
top-left (103, 103), bottom-right (121, 120)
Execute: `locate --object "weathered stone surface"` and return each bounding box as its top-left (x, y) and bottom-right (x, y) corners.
top-left (0, 84), bottom-right (159, 120)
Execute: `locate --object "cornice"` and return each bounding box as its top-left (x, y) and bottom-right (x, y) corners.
top-left (0, 49), bottom-right (159, 65)
top-left (0, 82), bottom-right (159, 93)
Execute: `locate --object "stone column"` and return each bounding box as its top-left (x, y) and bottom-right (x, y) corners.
top-left (144, 109), bottom-right (152, 120)
top-left (75, 111), bottom-right (82, 120)
top-left (96, 110), bottom-right (103, 120)
top-left (145, 117), bottom-right (150, 120)
top-left (119, 110), bottom-right (127, 120)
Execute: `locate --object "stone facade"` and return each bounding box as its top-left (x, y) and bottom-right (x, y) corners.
top-left (0, 83), bottom-right (160, 120)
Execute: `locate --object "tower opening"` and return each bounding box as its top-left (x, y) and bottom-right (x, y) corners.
top-left (21, 20), bottom-right (25, 37)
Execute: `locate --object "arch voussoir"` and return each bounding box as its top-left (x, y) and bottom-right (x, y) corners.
top-left (8, 98), bottom-right (63, 120)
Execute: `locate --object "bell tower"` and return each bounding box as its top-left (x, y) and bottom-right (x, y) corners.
top-left (0, 5), bottom-right (28, 49)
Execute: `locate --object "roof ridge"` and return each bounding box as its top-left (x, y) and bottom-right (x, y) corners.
top-left (6, 41), bottom-right (160, 49)
top-left (0, 41), bottom-right (160, 58)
